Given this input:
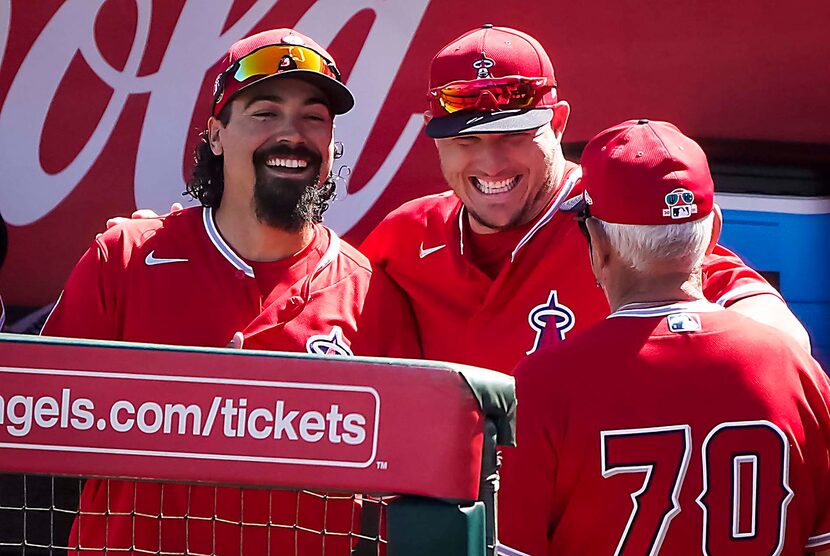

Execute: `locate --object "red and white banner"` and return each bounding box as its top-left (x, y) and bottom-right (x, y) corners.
top-left (0, 334), bottom-right (489, 500)
top-left (0, 0), bottom-right (827, 307)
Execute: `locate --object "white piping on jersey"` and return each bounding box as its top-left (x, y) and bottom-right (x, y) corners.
top-left (458, 204), bottom-right (466, 256)
top-left (496, 544), bottom-right (531, 556)
top-left (203, 207), bottom-right (255, 278)
top-left (302, 232), bottom-right (340, 299)
top-left (714, 283), bottom-right (779, 307)
top-left (806, 530), bottom-right (830, 548)
top-left (202, 206), bottom-right (341, 294)
top-left (39, 291), bottom-right (63, 335)
top-left (0, 295), bottom-right (5, 330)
top-left (457, 166), bottom-right (582, 258)
top-left (608, 299), bottom-right (724, 319)
top-left (511, 166), bottom-right (581, 261)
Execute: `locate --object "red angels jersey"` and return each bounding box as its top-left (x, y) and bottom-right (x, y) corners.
top-left (498, 301), bottom-right (830, 556)
top-left (361, 164), bottom-right (779, 374)
top-left (43, 206), bottom-right (418, 358)
top-left (42, 206), bottom-right (420, 555)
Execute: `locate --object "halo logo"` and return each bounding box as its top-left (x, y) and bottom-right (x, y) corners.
top-left (473, 54), bottom-right (495, 78)
top-left (306, 326), bottom-right (354, 356)
top-left (526, 290), bottom-right (575, 354)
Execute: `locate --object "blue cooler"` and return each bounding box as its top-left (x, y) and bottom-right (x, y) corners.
top-left (717, 193), bottom-right (830, 368)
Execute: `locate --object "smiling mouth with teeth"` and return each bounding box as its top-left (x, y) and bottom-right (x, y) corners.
top-left (470, 176), bottom-right (521, 195)
top-left (265, 157), bottom-right (309, 170)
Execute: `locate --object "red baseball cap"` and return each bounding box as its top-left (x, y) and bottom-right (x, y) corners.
top-left (212, 29), bottom-right (354, 117)
top-left (579, 119), bottom-right (714, 225)
top-left (425, 25), bottom-right (558, 138)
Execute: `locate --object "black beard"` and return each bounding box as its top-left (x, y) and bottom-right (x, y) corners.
top-left (252, 144), bottom-right (325, 232)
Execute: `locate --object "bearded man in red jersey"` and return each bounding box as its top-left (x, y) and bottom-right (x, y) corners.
top-left (43, 28), bottom-right (419, 555)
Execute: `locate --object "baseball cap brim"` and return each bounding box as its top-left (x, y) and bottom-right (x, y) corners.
top-left (225, 70), bottom-right (355, 116)
top-left (425, 108), bottom-right (553, 139)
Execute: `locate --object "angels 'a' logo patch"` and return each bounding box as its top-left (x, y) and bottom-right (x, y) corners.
top-left (306, 326), bottom-right (354, 356)
top-left (282, 34), bottom-right (305, 46)
top-left (526, 290), bottom-right (575, 355)
top-left (472, 54), bottom-right (495, 79)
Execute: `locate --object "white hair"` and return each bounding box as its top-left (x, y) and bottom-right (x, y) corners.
top-left (596, 212), bottom-right (714, 273)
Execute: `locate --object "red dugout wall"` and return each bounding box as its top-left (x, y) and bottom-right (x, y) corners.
top-left (0, 0), bottom-right (827, 308)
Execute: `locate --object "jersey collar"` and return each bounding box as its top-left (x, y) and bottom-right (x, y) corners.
top-left (202, 207), bottom-right (255, 277)
top-left (456, 166), bottom-right (582, 261)
top-left (202, 207), bottom-right (340, 281)
top-left (608, 299), bottom-right (724, 319)
top-left (305, 230), bottom-right (340, 295)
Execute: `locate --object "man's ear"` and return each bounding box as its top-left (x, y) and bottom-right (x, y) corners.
top-left (706, 205), bottom-right (723, 255)
top-left (585, 218), bottom-right (612, 268)
top-left (551, 100), bottom-right (571, 141)
top-left (207, 117), bottom-right (224, 156)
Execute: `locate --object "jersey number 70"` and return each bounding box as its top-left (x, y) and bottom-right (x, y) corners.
top-left (600, 421), bottom-right (793, 556)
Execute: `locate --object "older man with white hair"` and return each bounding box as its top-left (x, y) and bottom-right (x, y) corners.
top-left (497, 119), bottom-right (830, 556)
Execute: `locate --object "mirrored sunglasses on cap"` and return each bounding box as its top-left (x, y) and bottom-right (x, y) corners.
top-left (665, 189), bottom-right (695, 206)
top-left (428, 75), bottom-right (556, 115)
top-left (213, 44), bottom-right (341, 113)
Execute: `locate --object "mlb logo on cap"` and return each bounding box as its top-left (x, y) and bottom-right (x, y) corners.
top-left (663, 187), bottom-right (699, 220)
top-left (579, 119), bottom-right (715, 226)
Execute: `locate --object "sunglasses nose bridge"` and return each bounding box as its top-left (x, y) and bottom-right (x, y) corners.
top-left (476, 90), bottom-right (501, 110)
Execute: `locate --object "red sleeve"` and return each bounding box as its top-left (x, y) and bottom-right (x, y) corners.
top-left (802, 358), bottom-right (830, 551)
top-left (349, 267), bottom-right (422, 359)
top-left (498, 358), bottom-right (558, 556)
top-left (702, 244), bottom-right (780, 307)
top-left (41, 236), bottom-right (117, 341)
top-left (359, 219), bottom-right (392, 269)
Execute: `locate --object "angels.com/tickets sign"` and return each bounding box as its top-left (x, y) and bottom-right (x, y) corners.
top-left (1, 368), bottom-right (379, 467)
top-left (0, 334), bottom-right (504, 501)
top-left (1, 0), bottom-right (826, 308)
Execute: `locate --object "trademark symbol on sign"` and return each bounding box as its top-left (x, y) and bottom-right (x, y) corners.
top-left (376, 461), bottom-right (388, 470)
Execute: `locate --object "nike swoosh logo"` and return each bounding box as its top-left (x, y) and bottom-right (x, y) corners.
top-left (419, 242), bottom-right (446, 259)
top-left (145, 250), bottom-right (188, 266)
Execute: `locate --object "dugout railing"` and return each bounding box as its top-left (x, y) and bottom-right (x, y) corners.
top-left (0, 333), bottom-right (515, 555)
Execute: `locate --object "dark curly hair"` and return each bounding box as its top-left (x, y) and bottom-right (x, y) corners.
top-left (184, 108), bottom-right (229, 208)
top-left (184, 108), bottom-right (337, 224)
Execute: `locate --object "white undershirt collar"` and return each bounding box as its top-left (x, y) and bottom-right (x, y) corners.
top-left (608, 299), bottom-right (724, 319)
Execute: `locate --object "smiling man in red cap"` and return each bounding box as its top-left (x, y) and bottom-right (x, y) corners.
top-left (42, 28), bottom-right (419, 554)
top-left (497, 119), bottom-right (830, 556)
top-left (113, 25), bottom-right (810, 371)
top-left (361, 25), bottom-right (810, 376)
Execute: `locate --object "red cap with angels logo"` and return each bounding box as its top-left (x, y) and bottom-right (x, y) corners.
top-left (212, 29), bottom-right (354, 117)
top-left (580, 119), bottom-right (714, 225)
top-left (425, 25), bottom-right (558, 138)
